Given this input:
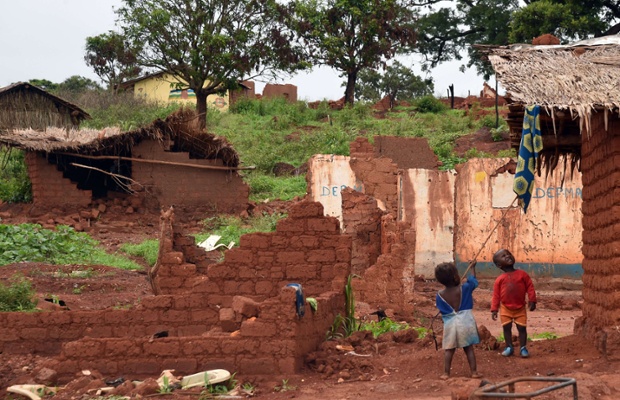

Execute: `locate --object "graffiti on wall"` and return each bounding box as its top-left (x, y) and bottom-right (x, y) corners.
top-left (533, 187), bottom-right (582, 199)
top-left (321, 184), bottom-right (363, 197)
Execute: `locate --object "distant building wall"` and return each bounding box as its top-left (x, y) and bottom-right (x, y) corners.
top-left (262, 84), bottom-right (297, 102)
top-left (132, 140), bottom-right (248, 213)
top-left (132, 74), bottom-right (230, 111)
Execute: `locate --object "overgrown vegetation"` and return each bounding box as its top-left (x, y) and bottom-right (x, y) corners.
top-left (360, 317), bottom-right (412, 338)
top-left (0, 94), bottom-right (511, 203)
top-left (120, 213), bottom-right (287, 267)
top-left (326, 274), bottom-right (361, 340)
top-left (0, 224), bottom-right (141, 270)
top-left (0, 274), bottom-right (37, 312)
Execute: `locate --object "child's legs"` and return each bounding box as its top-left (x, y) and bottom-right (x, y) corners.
top-left (463, 345), bottom-right (477, 373)
top-left (502, 322), bottom-right (513, 347)
top-left (444, 348), bottom-right (456, 375)
top-left (516, 324), bottom-right (527, 348)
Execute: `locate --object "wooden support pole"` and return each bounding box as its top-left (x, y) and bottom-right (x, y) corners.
top-left (55, 152), bottom-right (256, 171)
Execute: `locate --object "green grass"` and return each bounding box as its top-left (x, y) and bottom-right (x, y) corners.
top-left (0, 224), bottom-right (141, 270)
top-left (360, 317), bottom-right (412, 338)
top-left (0, 149), bottom-right (32, 203)
top-left (120, 239), bottom-right (159, 267)
top-left (0, 274), bottom-right (37, 312)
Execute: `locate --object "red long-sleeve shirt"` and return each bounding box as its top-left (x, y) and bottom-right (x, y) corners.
top-left (491, 269), bottom-right (537, 312)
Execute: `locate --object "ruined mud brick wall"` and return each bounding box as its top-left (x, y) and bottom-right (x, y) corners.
top-left (25, 152), bottom-right (92, 208)
top-left (262, 83), bottom-right (297, 102)
top-left (353, 214), bottom-right (416, 317)
top-left (132, 140), bottom-right (249, 213)
top-left (191, 201), bottom-right (352, 300)
top-left (349, 137), bottom-right (399, 215)
top-left (575, 113), bottom-right (620, 359)
top-left (373, 136), bottom-right (439, 170)
top-left (42, 290), bottom-right (343, 380)
top-left (342, 188), bottom-right (383, 275)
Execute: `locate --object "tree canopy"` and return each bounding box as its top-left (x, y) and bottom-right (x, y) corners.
top-left (288, 0), bottom-right (417, 105)
top-left (84, 31), bottom-right (142, 94)
top-left (355, 61), bottom-right (433, 108)
top-left (116, 0), bottom-right (305, 129)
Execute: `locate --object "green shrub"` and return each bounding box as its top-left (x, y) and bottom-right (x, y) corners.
top-left (0, 224), bottom-right (141, 270)
top-left (0, 274), bottom-right (37, 312)
top-left (414, 95), bottom-right (447, 113)
top-left (360, 317), bottom-right (412, 338)
top-left (0, 149), bottom-right (32, 203)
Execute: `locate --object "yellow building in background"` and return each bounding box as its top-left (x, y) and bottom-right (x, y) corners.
top-left (121, 72), bottom-right (254, 112)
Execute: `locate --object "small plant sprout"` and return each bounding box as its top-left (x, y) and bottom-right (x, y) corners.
top-left (158, 375), bottom-right (173, 394)
top-left (306, 297), bottom-right (318, 312)
top-left (274, 379), bottom-right (296, 392)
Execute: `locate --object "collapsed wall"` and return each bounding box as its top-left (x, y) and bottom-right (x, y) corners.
top-left (0, 201), bottom-right (351, 382)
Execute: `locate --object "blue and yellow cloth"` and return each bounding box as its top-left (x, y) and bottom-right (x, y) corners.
top-left (513, 105), bottom-right (543, 213)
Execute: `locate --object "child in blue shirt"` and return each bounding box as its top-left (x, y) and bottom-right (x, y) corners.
top-left (435, 261), bottom-right (482, 379)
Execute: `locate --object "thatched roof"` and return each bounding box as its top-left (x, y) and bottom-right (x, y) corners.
top-left (0, 108), bottom-right (240, 167)
top-left (482, 35), bottom-right (620, 132)
top-left (0, 82), bottom-right (91, 120)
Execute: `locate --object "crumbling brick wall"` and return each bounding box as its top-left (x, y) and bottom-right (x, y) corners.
top-left (0, 201), bottom-right (350, 382)
top-left (575, 113), bottom-right (620, 359)
top-left (373, 136), bottom-right (439, 170)
top-left (132, 140), bottom-right (249, 213)
top-left (25, 152), bottom-right (92, 208)
top-left (353, 214), bottom-right (416, 318)
top-left (349, 137), bottom-right (399, 215)
top-left (262, 84), bottom-right (297, 102)
top-left (342, 188), bottom-right (382, 275)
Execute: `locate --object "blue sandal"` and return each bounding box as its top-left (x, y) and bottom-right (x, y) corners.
top-left (520, 346), bottom-right (530, 358)
top-left (501, 346), bottom-right (514, 357)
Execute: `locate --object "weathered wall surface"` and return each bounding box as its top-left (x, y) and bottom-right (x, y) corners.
top-left (26, 152), bottom-right (92, 208)
top-left (373, 136), bottom-right (439, 170)
top-left (401, 169), bottom-right (456, 277)
top-left (262, 83), bottom-right (297, 102)
top-left (454, 158), bottom-right (583, 278)
top-left (132, 140), bottom-right (249, 213)
top-left (574, 113), bottom-right (620, 359)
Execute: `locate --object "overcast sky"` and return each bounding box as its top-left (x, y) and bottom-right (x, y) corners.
top-left (0, 0), bottom-right (488, 101)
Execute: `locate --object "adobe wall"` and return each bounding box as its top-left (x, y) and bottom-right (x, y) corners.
top-left (25, 152), bottom-right (92, 208)
top-left (262, 84), bottom-right (297, 102)
top-left (401, 169), bottom-right (456, 277)
top-left (349, 137), bottom-right (400, 214)
top-left (0, 201), bottom-right (349, 381)
top-left (306, 154), bottom-right (362, 226)
top-left (373, 136), bottom-right (439, 170)
top-left (454, 158), bottom-right (583, 278)
top-left (132, 140), bottom-right (249, 213)
top-left (574, 113), bottom-right (620, 359)
top-left (341, 188), bottom-right (382, 275)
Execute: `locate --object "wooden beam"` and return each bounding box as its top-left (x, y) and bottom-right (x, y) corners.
top-left (54, 152), bottom-right (256, 171)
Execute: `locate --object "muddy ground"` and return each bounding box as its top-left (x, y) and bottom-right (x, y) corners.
top-left (0, 188), bottom-right (617, 399)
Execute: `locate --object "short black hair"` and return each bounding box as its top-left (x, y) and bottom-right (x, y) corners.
top-left (435, 262), bottom-right (459, 287)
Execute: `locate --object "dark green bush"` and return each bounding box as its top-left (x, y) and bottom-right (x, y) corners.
top-left (0, 149), bottom-right (32, 203)
top-left (414, 95), bottom-right (447, 113)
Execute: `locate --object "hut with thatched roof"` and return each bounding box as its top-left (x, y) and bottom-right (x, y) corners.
top-left (0, 82), bottom-right (91, 131)
top-left (484, 35), bottom-right (620, 359)
top-left (0, 108), bottom-right (250, 212)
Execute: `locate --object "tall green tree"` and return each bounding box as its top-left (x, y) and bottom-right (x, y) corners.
top-left (288, 0), bottom-right (417, 105)
top-left (510, 0), bottom-right (620, 43)
top-left (56, 76), bottom-right (102, 93)
top-left (27, 79), bottom-right (58, 91)
top-left (84, 31), bottom-right (142, 94)
top-left (355, 61), bottom-right (433, 108)
top-left (116, 0), bottom-right (305, 130)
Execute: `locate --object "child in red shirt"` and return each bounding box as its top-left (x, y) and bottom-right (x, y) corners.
top-left (491, 249), bottom-right (537, 358)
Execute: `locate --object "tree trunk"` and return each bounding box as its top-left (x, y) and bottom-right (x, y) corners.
top-left (344, 72), bottom-right (357, 106)
top-left (195, 90), bottom-right (208, 131)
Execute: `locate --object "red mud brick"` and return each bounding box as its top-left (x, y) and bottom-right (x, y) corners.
top-left (288, 201), bottom-right (324, 218)
top-left (286, 265), bottom-right (318, 280)
top-left (161, 252), bottom-right (184, 264)
top-left (232, 296), bottom-right (261, 318)
top-left (144, 339), bottom-right (181, 356)
top-left (276, 219), bottom-right (306, 233)
top-left (307, 218), bottom-right (339, 232)
top-left (240, 233), bottom-right (271, 249)
top-left (240, 320), bottom-right (277, 337)
top-left (141, 296), bottom-right (173, 309)
top-left (276, 251), bottom-right (305, 264)
top-left (255, 280), bottom-right (274, 295)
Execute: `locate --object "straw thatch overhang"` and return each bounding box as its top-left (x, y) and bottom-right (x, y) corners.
top-left (477, 35), bottom-right (620, 173)
top-left (0, 82), bottom-right (91, 130)
top-left (0, 108), bottom-right (240, 167)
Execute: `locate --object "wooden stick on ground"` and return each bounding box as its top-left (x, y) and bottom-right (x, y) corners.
top-left (460, 195), bottom-right (519, 280)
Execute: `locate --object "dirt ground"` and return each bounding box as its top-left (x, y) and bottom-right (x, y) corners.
top-left (1, 191), bottom-right (618, 399)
